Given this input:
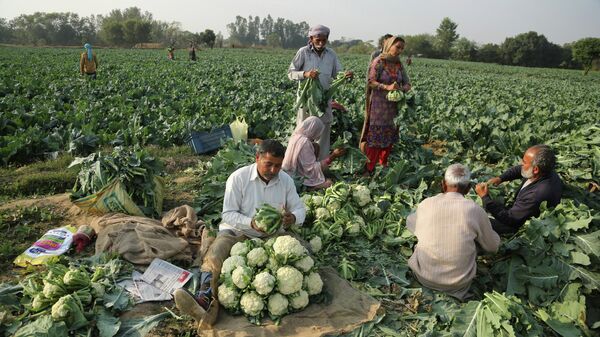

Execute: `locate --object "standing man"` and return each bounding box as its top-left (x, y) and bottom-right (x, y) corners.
top-left (288, 24), bottom-right (353, 160)
top-left (80, 43), bottom-right (98, 79)
top-left (475, 144), bottom-right (563, 234)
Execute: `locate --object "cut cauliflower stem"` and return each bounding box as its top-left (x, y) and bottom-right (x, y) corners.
top-left (240, 291), bottom-right (265, 317)
top-left (304, 272), bottom-right (323, 295)
top-left (289, 290), bottom-right (309, 310)
top-left (232, 266), bottom-right (254, 289)
top-left (247, 247), bottom-right (268, 267)
top-left (353, 185), bottom-right (371, 206)
top-left (294, 255), bottom-right (315, 273)
top-left (218, 283), bottom-right (239, 309)
top-left (268, 293), bottom-right (289, 316)
top-left (252, 271), bottom-right (276, 295)
top-left (276, 266), bottom-right (303, 295)
top-left (315, 207), bottom-right (331, 220)
top-left (221, 255), bottom-right (246, 275)
top-left (273, 236), bottom-right (306, 262)
top-left (230, 241), bottom-right (250, 256)
top-left (309, 236), bottom-right (322, 253)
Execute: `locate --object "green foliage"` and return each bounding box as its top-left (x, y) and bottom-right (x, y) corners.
top-left (572, 37), bottom-right (600, 74)
top-left (435, 17), bottom-right (459, 58)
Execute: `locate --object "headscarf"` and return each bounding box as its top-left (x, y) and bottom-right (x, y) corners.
top-left (308, 24), bottom-right (330, 38)
top-left (282, 116), bottom-right (325, 176)
top-left (84, 43), bottom-right (92, 61)
top-left (379, 36), bottom-right (402, 63)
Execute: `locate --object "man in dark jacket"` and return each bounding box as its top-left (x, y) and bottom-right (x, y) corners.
top-left (475, 144), bottom-right (563, 234)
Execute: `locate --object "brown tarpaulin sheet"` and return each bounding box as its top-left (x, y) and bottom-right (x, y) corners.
top-left (200, 267), bottom-right (380, 337)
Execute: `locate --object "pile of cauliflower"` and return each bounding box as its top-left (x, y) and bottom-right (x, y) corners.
top-left (218, 235), bottom-right (324, 323)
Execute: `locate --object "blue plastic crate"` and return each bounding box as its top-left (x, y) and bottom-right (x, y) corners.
top-left (189, 125), bottom-right (233, 154)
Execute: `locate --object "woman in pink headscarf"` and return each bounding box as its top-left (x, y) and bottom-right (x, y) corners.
top-left (283, 116), bottom-right (345, 189)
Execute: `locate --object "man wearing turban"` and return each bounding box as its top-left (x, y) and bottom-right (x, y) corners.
top-left (80, 43), bottom-right (98, 79)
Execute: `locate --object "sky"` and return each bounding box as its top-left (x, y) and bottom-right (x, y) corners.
top-left (1, 0), bottom-right (599, 45)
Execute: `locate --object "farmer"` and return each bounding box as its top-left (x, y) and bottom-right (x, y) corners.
top-left (174, 139), bottom-right (306, 325)
top-left (79, 43), bottom-right (98, 79)
top-left (282, 116), bottom-right (346, 190)
top-left (167, 47), bottom-right (175, 60)
top-left (360, 36), bottom-right (411, 174)
top-left (189, 43), bottom-right (197, 61)
top-left (288, 24), bottom-right (354, 160)
top-left (407, 164), bottom-right (500, 300)
top-left (475, 144), bottom-right (563, 234)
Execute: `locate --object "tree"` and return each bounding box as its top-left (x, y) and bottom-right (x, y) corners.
top-left (572, 38), bottom-right (600, 74)
top-left (201, 29), bottom-right (216, 48)
top-left (265, 32), bottom-right (282, 48)
top-left (500, 31), bottom-right (563, 68)
top-left (260, 15), bottom-right (274, 42)
top-left (0, 18), bottom-right (13, 43)
top-left (404, 34), bottom-right (436, 58)
top-left (435, 17), bottom-right (459, 58)
top-left (451, 37), bottom-right (477, 61)
top-left (477, 43), bottom-right (501, 63)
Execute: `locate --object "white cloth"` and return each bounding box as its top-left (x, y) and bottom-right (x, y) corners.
top-left (220, 163), bottom-right (306, 238)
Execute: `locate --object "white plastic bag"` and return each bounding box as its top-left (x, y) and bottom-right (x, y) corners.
top-left (229, 116), bottom-right (248, 142)
top-left (13, 225), bottom-right (76, 267)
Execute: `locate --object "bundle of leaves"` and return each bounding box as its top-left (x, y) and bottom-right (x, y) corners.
top-left (218, 236), bottom-right (323, 325)
top-left (294, 72), bottom-right (349, 117)
top-left (69, 146), bottom-right (164, 217)
top-left (329, 131), bottom-right (368, 176)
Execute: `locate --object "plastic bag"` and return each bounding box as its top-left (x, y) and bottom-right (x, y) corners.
top-left (229, 116), bottom-right (248, 142)
top-left (13, 225), bottom-right (76, 267)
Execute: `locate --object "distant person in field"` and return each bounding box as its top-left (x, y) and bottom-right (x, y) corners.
top-left (167, 47), bottom-right (175, 60)
top-left (282, 116), bottom-right (346, 190)
top-left (189, 43), bottom-right (197, 61)
top-left (288, 24), bottom-right (354, 161)
top-left (407, 164), bottom-right (500, 300)
top-left (360, 36), bottom-right (411, 174)
top-left (80, 43), bottom-right (98, 79)
top-left (475, 144), bottom-right (563, 234)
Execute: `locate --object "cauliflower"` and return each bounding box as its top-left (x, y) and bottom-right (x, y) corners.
top-left (43, 279), bottom-right (67, 299)
top-left (264, 237), bottom-right (276, 250)
top-left (288, 290), bottom-right (309, 310)
top-left (353, 185), bottom-right (371, 207)
top-left (252, 271), bottom-right (276, 295)
top-left (221, 255), bottom-right (246, 275)
top-left (267, 255), bottom-right (281, 274)
top-left (273, 235), bottom-right (306, 263)
top-left (315, 207), bottom-right (331, 220)
top-left (276, 266), bottom-right (303, 295)
top-left (267, 293), bottom-right (289, 317)
top-left (347, 215), bottom-right (364, 235)
top-left (247, 247), bottom-right (268, 267)
top-left (232, 266), bottom-right (254, 289)
top-left (230, 241), bottom-right (250, 256)
top-left (91, 282), bottom-right (105, 298)
top-left (51, 294), bottom-right (88, 330)
top-left (293, 255), bottom-right (315, 273)
top-left (326, 200), bottom-right (341, 214)
top-left (31, 293), bottom-right (53, 312)
top-left (304, 272), bottom-right (323, 295)
top-left (309, 236), bottom-right (322, 253)
top-left (218, 283), bottom-right (239, 309)
top-left (311, 195), bottom-right (324, 207)
top-left (240, 291), bottom-right (264, 317)
top-left (301, 194), bottom-right (313, 207)
top-left (364, 204), bottom-right (383, 219)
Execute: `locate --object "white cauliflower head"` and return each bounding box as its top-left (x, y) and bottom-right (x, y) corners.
top-left (230, 241), bottom-right (250, 256)
top-left (315, 207), bottom-right (331, 220)
top-left (293, 255), bottom-right (315, 273)
top-left (288, 290), bottom-right (309, 310)
top-left (309, 236), bottom-right (322, 253)
top-left (221, 255), bottom-right (246, 275)
top-left (218, 283), bottom-right (239, 309)
top-left (273, 235), bottom-right (306, 262)
top-left (276, 266), bottom-right (303, 295)
top-left (247, 247), bottom-right (268, 267)
top-left (232, 266), bottom-right (254, 289)
top-left (304, 272), bottom-right (323, 295)
top-left (252, 271), bottom-right (276, 296)
top-left (353, 185), bottom-right (371, 207)
top-left (347, 215), bottom-right (364, 234)
top-left (311, 195), bottom-right (324, 207)
top-left (240, 291), bottom-right (264, 317)
top-left (267, 292), bottom-right (289, 317)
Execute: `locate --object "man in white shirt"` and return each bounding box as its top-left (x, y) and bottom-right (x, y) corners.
top-left (175, 139), bottom-right (306, 325)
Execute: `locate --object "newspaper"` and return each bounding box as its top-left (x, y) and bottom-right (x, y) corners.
top-left (119, 258), bottom-right (192, 303)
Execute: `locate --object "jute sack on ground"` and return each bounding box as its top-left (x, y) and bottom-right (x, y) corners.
top-left (199, 266), bottom-right (380, 337)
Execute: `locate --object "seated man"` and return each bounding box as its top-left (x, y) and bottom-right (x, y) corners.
top-left (407, 164), bottom-right (500, 300)
top-left (174, 139), bottom-right (306, 325)
top-left (475, 144), bottom-right (563, 234)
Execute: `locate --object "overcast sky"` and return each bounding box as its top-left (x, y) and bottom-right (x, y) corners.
top-left (1, 0), bottom-right (599, 45)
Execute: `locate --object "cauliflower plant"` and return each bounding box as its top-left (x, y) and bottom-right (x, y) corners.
top-left (252, 271), bottom-right (276, 295)
top-left (276, 266), bottom-right (303, 295)
top-left (218, 283), bottom-right (239, 309)
top-left (267, 293), bottom-right (289, 317)
top-left (304, 272), bottom-right (323, 295)
top-left (273, 236), bottom-right (306, 262)
top-left (240, 291), bottom-right (264, 317)
top-left (326, 200), bottom-right (341, 214)
top-left (221, 255), bottom-right (246, 275)
top-left (309, 236), bottom-right (322, 253)
top-left (353, 185), bottom-right (371, 207)
top-left (247, 247), bottom-right (268, 267)
top-left (293, 255), bottom-right (314, 273)
top-left (311, 195), bottom-right (324, 207)
top-left (230, 241), bottom-right (250, 257)
top-left (289, 290), bottom-right (309, 310)
top-left (347, 215), bottom-right (364, 235)
top-left (51, 294), bottom-right (88, 329)
top-left (364, 204), bottom-right (383, 219)
top-left (315, 207), bottom-right (331, 220)
top-left (232, 266), bottom-right (254, 289)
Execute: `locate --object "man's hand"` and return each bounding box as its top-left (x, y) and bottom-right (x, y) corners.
top-left (251, 219), bottom-right (266, 233)
top-left (487, 177), bottom-right (502, 186)
top-left (344, 71), bottom-right (354, 79)
top-left (282, 212), bottom-right (296, 229)
top-left (331, 148), bottom-right (346, 158)
top-left (303, 69), bottom-right (319, 79)
top-left (475, 183), bottom-right (489, 198)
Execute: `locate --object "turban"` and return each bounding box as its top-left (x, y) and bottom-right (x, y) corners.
top-left (308, 25), bottom-right (330, 37)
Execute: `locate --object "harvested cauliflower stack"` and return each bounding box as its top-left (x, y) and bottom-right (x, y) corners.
top-left (230, 241), bottom-right (250, 257)
top-left (304, 272), bottom-right (323, 295)
top-left (221, 255), bottom-right (246, 275)
top-left (247, 247), bottom-right (268, 267)
top-left (252, 271), bottom-right (275, 295)
top-left (309, 236), bottom-right (322, 253)
top-left (240, 291), bottom-right (264, 317)
top-left (232, 266), bottom-right (253, 289)
top-left (276, 266), bottom-right (303, 295)
top-left (353, 185), bottom-right (371, 206)
top-left (273, 235), bottom-right (306, 262)
top-left (267, 292), bottom-right (289, 317)
top-left (293, 255), bottom-right (314, 273)
top-left (218, 283), bottom-right (239, 309)
top-left (289, 290), bottom-right (309, 310)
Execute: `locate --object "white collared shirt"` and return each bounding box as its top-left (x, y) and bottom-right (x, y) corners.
top-left (220, 163), bottom-right (306, 238)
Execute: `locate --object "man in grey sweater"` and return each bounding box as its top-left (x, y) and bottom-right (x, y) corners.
top-left (407, 164), bottom-right (500, 300)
